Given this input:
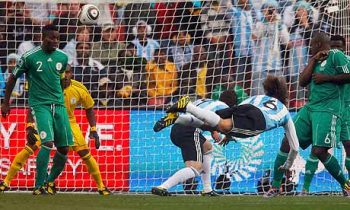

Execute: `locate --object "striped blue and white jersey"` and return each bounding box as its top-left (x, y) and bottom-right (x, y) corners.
top-left (132, 38), bottom-right (160, 61)
top-left (193, 98), bottom-right (229, 112)
top-left (240, 95), bottom-right (291, 131)
top-left (252, 19), bottom-right (289, 72)
top-left (192, 99), bottom-right (229, 137)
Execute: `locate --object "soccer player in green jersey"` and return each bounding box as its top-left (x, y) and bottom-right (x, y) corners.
top-left (1, 24), bottom-right (73, 195)
top-left (301, 35), bottom-right (350, 194)
top-left (265, 32), bottom-right (350, 197)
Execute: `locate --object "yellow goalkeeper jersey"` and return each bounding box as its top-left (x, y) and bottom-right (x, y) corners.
top-left (64, 80), bottom-right (94, 123)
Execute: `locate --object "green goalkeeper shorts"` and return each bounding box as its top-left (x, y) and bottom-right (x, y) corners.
top-left (31, 104), bottom-right (73, 148)
top-left (340, 104), bottom-right (350, 142)
top-left (294, 106), bottom-right (341, 149)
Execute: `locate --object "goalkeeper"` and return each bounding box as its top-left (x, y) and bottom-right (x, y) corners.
top-left (0, 68), bottom-right (110, 195)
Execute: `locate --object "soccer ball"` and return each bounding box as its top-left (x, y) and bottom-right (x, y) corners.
top-left (78, 4), bottom-right (100, 25)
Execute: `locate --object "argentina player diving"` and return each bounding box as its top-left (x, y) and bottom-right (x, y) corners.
top-left (154, 75), bottom-right (299, 171)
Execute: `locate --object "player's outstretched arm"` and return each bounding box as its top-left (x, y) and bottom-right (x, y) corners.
top-left (86, 108), bottom-right (100, 149)
top-left (1, 74), bottom-right (18, 117)
top-left (280, 119), bottom-right (300, 171)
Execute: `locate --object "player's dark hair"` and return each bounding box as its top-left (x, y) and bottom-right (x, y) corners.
top-left (312, 31), bottom-right (330, 46)
top-left (219, 90), bottom-right (237, 107)
top-left (263, 75), bottom-right (288, 105)
top-left (331, 35), bottom-right (346, 45)
top-left (42, 24), bottom-right (59, 37)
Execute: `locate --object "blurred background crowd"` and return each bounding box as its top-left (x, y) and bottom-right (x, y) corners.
top-left (0, 0), bottom-right (349, 109)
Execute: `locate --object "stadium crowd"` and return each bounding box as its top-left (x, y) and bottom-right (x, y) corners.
top-left (0, 0), bottom-right (346, 108)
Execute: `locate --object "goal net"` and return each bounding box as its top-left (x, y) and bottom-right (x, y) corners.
top-left (0, 0), bottom-right (349, 194)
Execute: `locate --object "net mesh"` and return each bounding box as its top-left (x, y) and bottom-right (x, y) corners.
top-left (0, 0), bottom-right (349, 194)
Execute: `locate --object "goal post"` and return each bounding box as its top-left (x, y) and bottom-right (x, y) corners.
top-left (0, 0), bottom-right (349, 194)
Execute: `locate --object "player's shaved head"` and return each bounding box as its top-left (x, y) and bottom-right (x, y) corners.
top-left (219, 90), bottom-right (237, 107)
top-left (263, 75), bottom-right (288, 105)
top-left (310, 32), bottom-right (330, 56)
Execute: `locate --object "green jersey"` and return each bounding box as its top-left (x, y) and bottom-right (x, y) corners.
top-left (12, 46), bottom-right (68, 106)
top-left (307, 49), bottom-right (350, 115)
top-left (343, 54), bottom-right (350, 106)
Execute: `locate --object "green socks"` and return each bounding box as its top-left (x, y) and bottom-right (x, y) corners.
top-left (47, 151), bottom-right (68, 183)
top-left (345, 157), bottom-right (350, 180)
top-left (322, 155), bottom-right (347, 187)
top-left (303, 155), bottom-right (319, 191)
top-left (35, 146), bottom-right (51, 188)
top-left (271, 151), bottom-right (288, 188)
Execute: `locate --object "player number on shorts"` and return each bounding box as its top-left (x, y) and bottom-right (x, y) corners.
top-left (324, 134), bottom-right (331, 144)
top-left (263, 100), bottom-right (277, 111)
top-left (36, 61), bottom-right (43, 72)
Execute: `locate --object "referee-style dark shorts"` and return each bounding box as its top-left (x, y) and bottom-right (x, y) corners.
top-left (170, 124), bottom-right (206, 162)
top-left (216, 104), bottom-right (266, 138)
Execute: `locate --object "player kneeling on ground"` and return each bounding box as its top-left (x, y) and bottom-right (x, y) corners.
top-left (0, 69), bottom-right (110, 195)
top-left (151, 91), bottom-right (237, 196)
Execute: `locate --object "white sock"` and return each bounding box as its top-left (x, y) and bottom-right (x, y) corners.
top-left (175, 114), bottom-right (205, 127)
top-left (186, 103), bottom-right (221, 127)
top-left (201, 151), bottom-right (213, 193)
top-left (160, 167), bottom-right (199, 190)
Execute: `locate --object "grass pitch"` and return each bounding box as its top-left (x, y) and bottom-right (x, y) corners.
top-left (0, 193), bottom-right (350, 210)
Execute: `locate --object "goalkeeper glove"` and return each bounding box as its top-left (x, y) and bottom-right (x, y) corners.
top-left (89, 126), bottom-right (100, 149)
top-left (26, 124), bottom-right (39, 145)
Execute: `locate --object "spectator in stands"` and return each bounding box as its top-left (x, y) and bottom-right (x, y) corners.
top-left (5, 1), bottom-right (33, 51)
top-left (24, 2), bottom-right (56, 25)
top-left (95, 77), bottom-right (122, 108)
top-left (2, 53), bottom-right (26, 103)
top-left (52, 2), bottom-right (80, 49)
top-left (0, 17), bottom-right (7, 71)
top-left (71, 42), bottom-right (107, 99)
top-left (287, 1), bottom-right (316, 108)
top-left (123, 3), bottom-right (156, 41)
top-left (132, 20), bottom-right (160, 61)
top-left (92, 22), bottom-right (125, 67)
top-left (153, 2), bottom-right (179, 41)
top-left (200, 0), bottom-right (232, 44)
top-left (181, 45), bottom-right (215, 99)
top-left (168, 31), bottom-right (194, 71)
top-left (251, 0), bottom-right (290, 96)
top-left (146, 48), bottom-right (177, 106)
top-left (230, 0), bottom-right (260, 93)
top-left (63, 26), bottom-right (92, 66)
top-left (0, 65), bottom-right (4, 97)
top-left (282, 0), bottom-right (319, 29)
top-left (17, 26), bottom-right (41, 56)
top-left (116, 43), bottom-right (148, 106)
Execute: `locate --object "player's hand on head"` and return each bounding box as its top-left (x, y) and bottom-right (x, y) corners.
top-left (90, 131), bottom-right (100, 149)
top-left (313, 50), bottom-right (329, 61)
top-left (1, 103), bottom-right (11, 118)
top-left (312, 73), bottom-right (330, 84)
